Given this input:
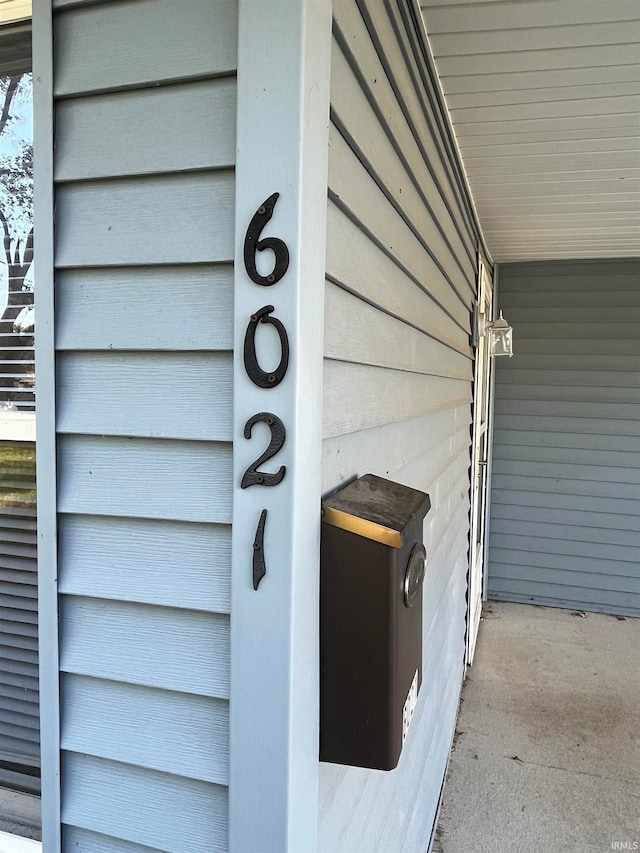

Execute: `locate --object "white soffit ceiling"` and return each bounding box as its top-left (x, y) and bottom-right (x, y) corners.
top-left (420, 0), bottom-right (640, 262)
top-left (0, 0), bottom-right (31, 26)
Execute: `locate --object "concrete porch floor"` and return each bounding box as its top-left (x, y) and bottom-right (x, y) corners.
top-left (434, 601), bottom-right (640, 853)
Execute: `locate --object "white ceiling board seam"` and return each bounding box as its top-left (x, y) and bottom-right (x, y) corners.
top-left (446, 77), bottom-right (640, 90)
top-left (434, 46), bottom-right (640, 77)
top-left (448, 87), bottom-right (640, 109)
top-left (435, 44), bottom-right (640, 60)
top-left (463, 148), bottom-right (640, 159)
top-left (431, 20), bottom-right (640, 39)
top-left (421, 0), bottom-right (640, 30)
top-left (459, 138), bottom-right (640, 149)
top-left (441, 62), bottom-right (640, 78)
top-left (429, 23), bottom-right (640, 57)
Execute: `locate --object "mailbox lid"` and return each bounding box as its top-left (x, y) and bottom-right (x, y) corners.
top-left (321, 474), bottom-right (431, 548)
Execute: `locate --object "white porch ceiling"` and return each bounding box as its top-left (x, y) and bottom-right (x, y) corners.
top-left (420, 0), bottom-right (640, 262)
top-left (0, 0), bottom-right (30, 26)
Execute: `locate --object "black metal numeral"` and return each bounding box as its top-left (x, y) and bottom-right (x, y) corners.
top-left (244, 193), bottom-right (290, 286)
top-left (243, 193), bottom-right (291, 590)
top-left (241, 413), bottom-right (286, 489)
top-left (252, 509), bottom-right (268, 590)
top-left (243, 304), bottom-right (290, 388)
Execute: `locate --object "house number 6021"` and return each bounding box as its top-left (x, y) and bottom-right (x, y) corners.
top-left (242, 193), bottom-right (289, 590)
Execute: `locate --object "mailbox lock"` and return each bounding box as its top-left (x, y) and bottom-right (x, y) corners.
top-left (404, 544), bottom-right (427, 608)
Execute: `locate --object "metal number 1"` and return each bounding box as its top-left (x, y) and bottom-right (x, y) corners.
top-left (252, 510), bottom-right (268, 591)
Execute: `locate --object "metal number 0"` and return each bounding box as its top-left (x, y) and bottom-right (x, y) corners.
top-left (243, 304), bottom-right (290, 388)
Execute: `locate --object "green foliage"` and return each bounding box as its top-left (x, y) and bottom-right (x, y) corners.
top-left (0, 441), bottom-right (36, 508)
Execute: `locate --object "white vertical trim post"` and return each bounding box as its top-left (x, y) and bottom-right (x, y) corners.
top-left (33, 0), bottom-right (61, 848)
top-left (229, 1), bottom-right (332, 851)
top-left (482, 262), bottom-right (499, 602)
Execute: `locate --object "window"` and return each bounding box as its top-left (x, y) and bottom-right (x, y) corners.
top-left (0, 16), bottom-right (40, 802)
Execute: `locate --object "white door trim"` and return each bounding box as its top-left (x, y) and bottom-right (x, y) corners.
top-left (229, 1), bottom-right (332, 850)
top-left (482, 263), bottom-right (499, 601)
top-left (467, 256), bottom-right (493, 666)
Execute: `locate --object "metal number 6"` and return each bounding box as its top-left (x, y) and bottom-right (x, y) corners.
top-left (244, 192), bottom-right (290, 286)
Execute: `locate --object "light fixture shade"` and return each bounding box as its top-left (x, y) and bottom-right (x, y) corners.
top-left (489, 311), bottom-right (513, 357)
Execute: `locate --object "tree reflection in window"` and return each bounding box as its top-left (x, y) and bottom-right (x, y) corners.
top-left (0, 72), bottom-right (33, 412)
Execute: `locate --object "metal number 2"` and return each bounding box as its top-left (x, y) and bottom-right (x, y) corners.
top-left (241, 413), bottom-right (286, 489)
top-left (244, 192), bottom-right (290, 286)
top-left (243, 304), bottom-right (290, 388)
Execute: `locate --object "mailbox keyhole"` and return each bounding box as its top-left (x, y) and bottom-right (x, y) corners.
top-left (404, 544), bottom-right (427, 608)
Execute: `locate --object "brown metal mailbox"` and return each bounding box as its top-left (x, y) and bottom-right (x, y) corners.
top-left (320, 474), bottom-right (431, 771)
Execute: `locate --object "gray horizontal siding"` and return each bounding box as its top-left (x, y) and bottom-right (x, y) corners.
top-left (61, 675), bottom-right (229, 784)
top-left (333, 0), bottom-right (477, 254)
top-left (319, 0), bottom-right (478, 849)
top-left (61, 754), bottom-right (228, 853)
top-left (63, 827), bottom-right (160, 853)
top-left (329, 131), bottom-right (469, 329)
top-left (491, 518), bottom-right (639, 549)
top-left (324, 278), bottom-right (471, 376)
top-left (55, 265), bottom-right (233, 352)
top-left (53, 0), bottom-right (238, 96)
top-left (56, 351), bottom-right (233, 440)
top-left (55, 78), bottom-right (236, 180)
top-left (322, 404), bottom-right (471, 493)
top-left (329, 39), bottom-right (474, 302)
top-left (494, 414), bottom-right (640, 439)
top-left (52, 0), bottom-right (237, 848)
top-left (325, 201), bottom-right (465, 350)
top-left (57, 436), bottom-right (233, 523)
top-left (494, 399), bottom-right (640, 424)
top-left (488, 259), bottom-right (640, 617)
top-left (59, 597), bottom-right (230, 698)
top-left (323, 361), bottom-right (471, 439)
top-left (55, 171), bottom-right (235, 267)
top-left (491, 502), bottom-right (640, 532)
top-left (57, 516), bottom-right (231, 613)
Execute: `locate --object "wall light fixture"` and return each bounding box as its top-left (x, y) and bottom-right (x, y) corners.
top-left (488, 311), bottom-right (513, 357)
